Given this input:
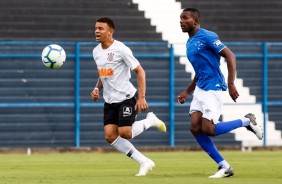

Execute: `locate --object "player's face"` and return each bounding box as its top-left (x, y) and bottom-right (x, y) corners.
top-left (180, 11), bottom-right (197, 34)
top-left (95, 22), bottom-right (113, 43)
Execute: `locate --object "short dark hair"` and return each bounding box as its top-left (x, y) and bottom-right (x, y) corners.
top-left (96, 17), bottom-right (115, 30)
top-left (183, 8), bottom-right (200, 21)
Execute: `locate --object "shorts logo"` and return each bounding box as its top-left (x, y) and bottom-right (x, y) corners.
top-left (123, 106), bottom-right (132, 117)
top-left (205, 109), bottom-right (211, 114)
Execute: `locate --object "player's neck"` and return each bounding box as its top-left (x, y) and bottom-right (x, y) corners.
top-left (189, 26), bottom-right (200, 37)
top-left (101, 38), bottom-right (114, 49)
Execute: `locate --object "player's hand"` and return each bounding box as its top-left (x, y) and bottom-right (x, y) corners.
top-left (91, 88), bottom-right (100, 102)
top-left (228, 83), bottom-right (239, 102)
top-left (135, 97), bottom-right (148, 112)
top-left (177, 95), bottom-right (186, 104)
top-left (177, 91), bottom-right (188, 104)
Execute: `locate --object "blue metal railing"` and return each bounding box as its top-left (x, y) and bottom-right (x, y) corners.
top-left (169, 44), bottom-right (175, 147)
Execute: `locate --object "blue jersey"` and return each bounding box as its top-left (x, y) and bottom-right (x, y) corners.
top-left (186, 28), bottom-right (227, 91)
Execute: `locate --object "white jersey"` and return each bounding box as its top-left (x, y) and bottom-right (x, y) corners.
top-left (93, 40), bottom-right (140, 103)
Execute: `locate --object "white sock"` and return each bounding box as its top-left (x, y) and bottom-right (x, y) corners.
top-left (240, 117), bottom-right (251, 127)
top-left (131, 119), bottom-right (153, 138)
top-left (111, 136), bottom-right (148, 164)
top-left (218, 160), bottom-right (230, 169)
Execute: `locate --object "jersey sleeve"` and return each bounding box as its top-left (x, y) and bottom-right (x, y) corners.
top-left (206, 32), bottom-right (226, 53)
top-left (119, 43), bottom-right (140, 70)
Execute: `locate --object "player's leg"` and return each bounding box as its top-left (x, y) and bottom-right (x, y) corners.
top-left (118, 97), bottom-right (166, 139)
top-left (110, 135), bottom-right (155, 176)
top-left (190, 93), bottom-right (233, 178)
top-left (104, 102), bottom-right (152, 174)
top-left (114, 98), bottom-right (155, 176)
top-left (131, 112), bottom-right (166, 138)
top-left (214, 116), bottom-right (263, 139)
top-left (200, 90), bottom-right (263, 140)
top-left (190, 111), bottom-right (233, 175)
top-left (194, 120), bottom-right (235, 178)
top-left (104, 124), bottom-right (146, 163)
top-left (104, 124), bottom-right (155, 176)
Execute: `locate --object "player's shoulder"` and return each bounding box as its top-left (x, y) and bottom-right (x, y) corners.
top-left (200, 28), bottom-right (219, 39)
top-left (93, 43), bottom-right (102, 53)
top-left (113, 40), bottom-right (128, 49)
top-left (114, 40), bottom-right (132, 53)
top-left (200, 29), bottom-right (225, 49)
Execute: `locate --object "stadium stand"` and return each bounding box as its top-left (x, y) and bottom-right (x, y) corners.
top-left (0, 0), bottom-right (162, 41)
top-left (0, 0), bottom-right (282, 147)
top-left (0, 0), bottom-right (171, 147)
top-left (176, 0), bottom-right (282, 42)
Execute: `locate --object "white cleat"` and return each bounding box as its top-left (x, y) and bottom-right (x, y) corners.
top-left (135, 159), bottom-right (155, 176)
top-left (146, 112), bottom-right (166, 133)
top-left (208, 166), bottom-right (234, 178)
top-left (245, 113), bottom-right (263, 140)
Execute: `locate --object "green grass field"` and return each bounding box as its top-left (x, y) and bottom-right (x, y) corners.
top-left (0, 150), bottom-right (281, 184)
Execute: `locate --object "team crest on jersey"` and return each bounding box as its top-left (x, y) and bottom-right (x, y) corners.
top-left (123, 106), bottom-right (132, 117)
top-left (107, 52), bottom-right (114, 62)
top-left (214, 40), bottom-right (222, 47)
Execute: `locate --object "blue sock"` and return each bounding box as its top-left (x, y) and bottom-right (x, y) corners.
top-left (214, 119), bottom-right (243, 136)
top-left (194, 134), bottom-right (224, 164)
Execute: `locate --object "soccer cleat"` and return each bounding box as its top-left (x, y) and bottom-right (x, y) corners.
top-left (244, 113), bottom-right (263, 140)
top-left (208, 166), bottom-right (234, 178)
top-left (135, 159), bottom-right (155, 176)
top-left (146, 112), bottom-right (167, 133)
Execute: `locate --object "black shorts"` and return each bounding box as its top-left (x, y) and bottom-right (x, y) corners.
top-left (104, 96), bottom-right (138, 127)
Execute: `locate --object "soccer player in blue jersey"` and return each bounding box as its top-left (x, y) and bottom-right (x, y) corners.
top-left (177, 8), bottom-right (263, 178)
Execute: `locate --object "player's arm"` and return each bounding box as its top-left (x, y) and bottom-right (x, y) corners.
top-left (91, 77), bottom-right (103, 102)
top-left (220, 47), bottom-right (239, 102)
top-left (133, 65), bottom-right (148, 112)
top-left (177, 76), bottom-right (197, 104)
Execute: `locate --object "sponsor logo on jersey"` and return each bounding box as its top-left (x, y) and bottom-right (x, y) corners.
top-left (123, 106), bottom-right (132, 117)
top-left (107, 52), bottom-right (114, 62)
top-left (98, 68), bottom-right (114, 77)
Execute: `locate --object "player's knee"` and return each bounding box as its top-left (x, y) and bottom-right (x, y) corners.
top-left (105, 135), bottom-right (118, 144)
top-left (202, 125), bottom-right (215, 136)
top-left (119, 132), bottom-right (132, 140)
top-left (190, 126), bottom-right (202, 135)
top-left (118, 127), bottom-right (132, 139)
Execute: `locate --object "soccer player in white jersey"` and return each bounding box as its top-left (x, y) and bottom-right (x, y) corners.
top-left (177, 8), bottom-right (263, 178)
top-left (90, 17), bottom-right (166, 176)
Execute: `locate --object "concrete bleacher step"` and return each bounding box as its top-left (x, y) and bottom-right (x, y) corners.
top-left (0, 0), bottom-right (163, 41)
top-left (176, 0), bottom-right (282, 42)
top-left (1, 0), bottom-right (139, 9)
top-left (2, 17), bottom-right (154, 28)
top-left (0, 8), bottom-right (143, 17)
